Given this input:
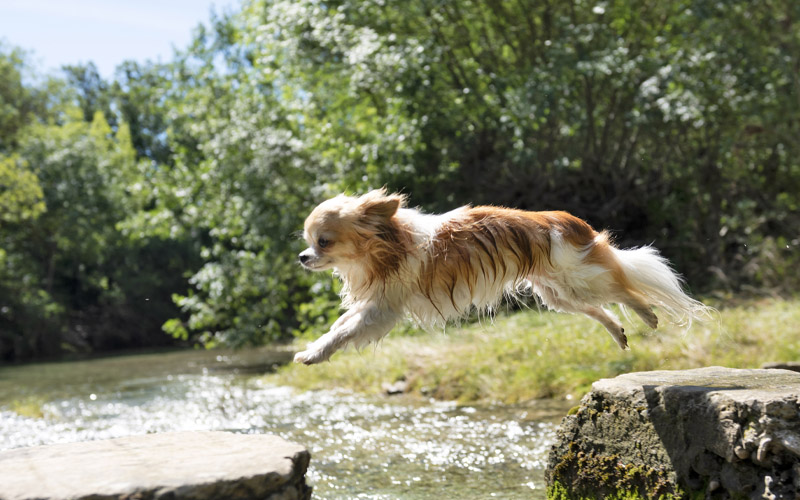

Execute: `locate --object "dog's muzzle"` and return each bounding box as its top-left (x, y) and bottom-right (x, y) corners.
top-left (298, 248), bottom-right (319, 269)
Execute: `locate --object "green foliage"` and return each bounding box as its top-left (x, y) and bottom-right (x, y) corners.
top-left (1, 0), bottom-right (799, 359)
top-left (0, 87), bottom-right (191, 359)
top-left (62, 63), bottom-right (114, 126)
top-left (246, 0), bottom-right (800, 284)
top-left (0, 45), bottom-right (38, 152)
top-left (0, 154), bottom-right (45, 224)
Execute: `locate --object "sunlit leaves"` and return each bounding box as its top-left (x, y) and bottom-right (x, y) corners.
top-left (0, 154), bottom-right (45, 224)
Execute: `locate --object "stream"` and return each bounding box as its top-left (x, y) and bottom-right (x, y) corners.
top-left (0, 347), bottom-right (570, 499)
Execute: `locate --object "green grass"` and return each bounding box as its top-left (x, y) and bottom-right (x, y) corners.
top-left (267, 298), bottom-right (800, 403)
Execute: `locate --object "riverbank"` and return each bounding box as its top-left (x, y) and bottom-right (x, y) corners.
top-left (269, 298), bottom-right (800, 403)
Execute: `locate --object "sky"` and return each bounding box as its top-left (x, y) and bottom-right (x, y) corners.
top-left (0, 0), bottom-right (237, 79)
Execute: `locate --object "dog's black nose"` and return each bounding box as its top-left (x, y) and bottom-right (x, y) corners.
top-left (299, 253), bottom-right (310, 264)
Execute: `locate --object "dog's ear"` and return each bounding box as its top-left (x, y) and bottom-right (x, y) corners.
top-left (358, 189), bottom-right (406, 218)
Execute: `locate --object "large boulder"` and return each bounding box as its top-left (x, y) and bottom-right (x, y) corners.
top-left (0, 431), bottom-right (311, 500)
top-left (545, 366), bottom-right (800, 499)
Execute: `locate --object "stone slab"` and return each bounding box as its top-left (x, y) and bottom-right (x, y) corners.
top-left (0, 431), bottom-right (311, 500)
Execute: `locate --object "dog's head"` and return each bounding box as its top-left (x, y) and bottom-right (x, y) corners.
top-left (299, 189), bottom-right (407, 273)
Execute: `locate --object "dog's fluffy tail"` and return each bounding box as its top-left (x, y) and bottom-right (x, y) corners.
top-left (613, 246), bottom-right (712, 327)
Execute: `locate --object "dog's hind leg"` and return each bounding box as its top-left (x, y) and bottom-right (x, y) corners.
top-left (577, 305), bottom-right (629, 350)
top-left (533, 282), bottom-right (629, 350)
top-left (621, 293), bottom-right (659, 329)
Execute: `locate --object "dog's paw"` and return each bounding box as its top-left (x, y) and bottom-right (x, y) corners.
top-left (616, 328), bottom-right (629, 350)
top-left (293, 348), bottom-right (327, 365)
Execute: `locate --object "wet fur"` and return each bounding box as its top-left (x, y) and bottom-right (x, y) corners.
top-left (295, 189), bottom-right (709, 364)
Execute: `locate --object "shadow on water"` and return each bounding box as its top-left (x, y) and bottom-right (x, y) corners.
top-left (0, 347), bottom-right (571, 499)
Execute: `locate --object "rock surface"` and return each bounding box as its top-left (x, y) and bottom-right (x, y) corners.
top-left (0, 431), bottom-right (311, 500)
top-left (763, 361), bottom-right (800, 374)
top-left (545, 366), bottom-right (800, 499)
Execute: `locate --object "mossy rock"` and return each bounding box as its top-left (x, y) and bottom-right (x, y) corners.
top-left (545, 367), bottom-right (800, 499)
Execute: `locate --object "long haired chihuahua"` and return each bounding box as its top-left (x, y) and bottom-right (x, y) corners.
top-left (294, 189), bottom-right (709, 364)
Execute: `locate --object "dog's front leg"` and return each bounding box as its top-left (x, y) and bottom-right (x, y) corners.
top-left (293, 303), bottom-right (400, 365)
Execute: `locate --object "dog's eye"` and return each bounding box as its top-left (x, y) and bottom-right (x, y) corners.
top-left (318, 237), bottom-right (330, 248)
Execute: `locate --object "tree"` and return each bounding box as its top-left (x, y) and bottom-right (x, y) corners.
top-left (0, 46), bottom-right (39, 152)
top-left (0, 101), bottom-right (189, 360)
top-left (2, 0), bottom-right (798, 358)
top-left (124, 12), bottom-right (332, 347)
top-left (62, 62), bottom-right (115, 127)
top-left (245, 0), bottom-right (800, 288)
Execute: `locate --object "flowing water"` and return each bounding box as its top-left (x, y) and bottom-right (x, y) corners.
top-left (0, 348), bottom-right (570, 499)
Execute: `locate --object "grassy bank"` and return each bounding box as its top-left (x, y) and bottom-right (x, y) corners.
top-left (267, 298), bottom-right (800, 403)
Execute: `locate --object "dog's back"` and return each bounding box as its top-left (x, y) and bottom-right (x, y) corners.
top-left (402, 205), bottom-right (710, 349)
